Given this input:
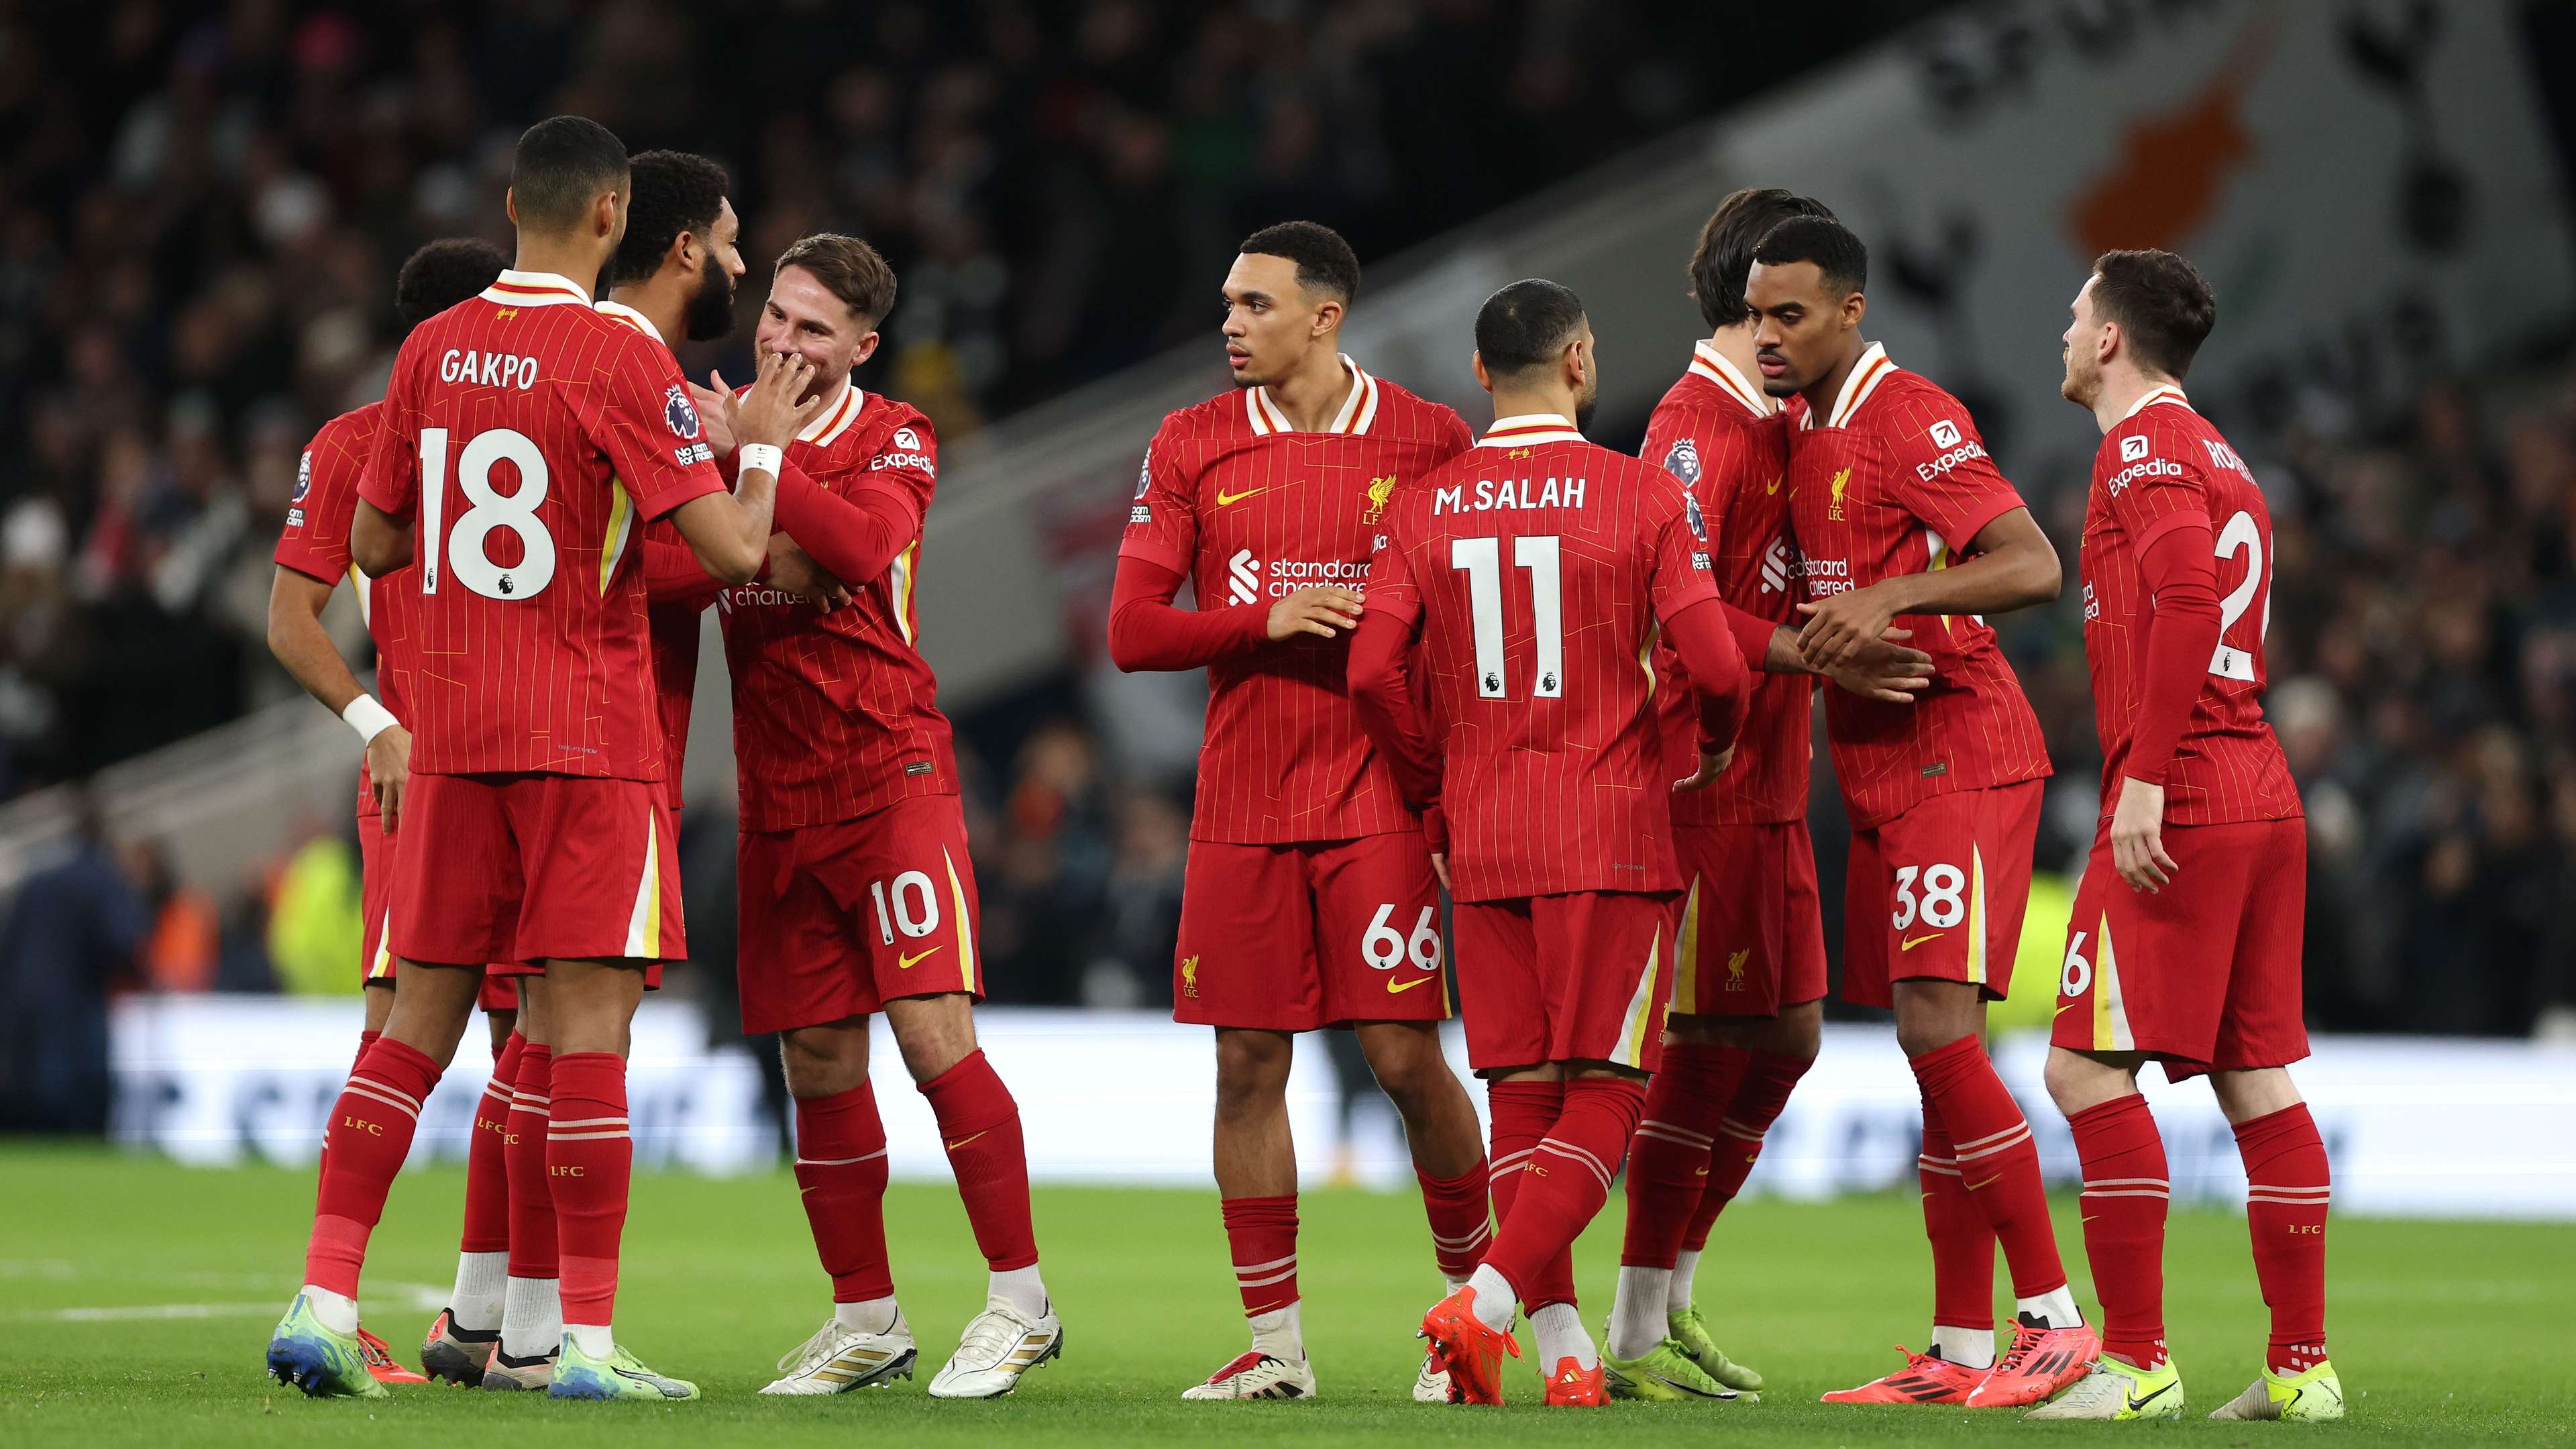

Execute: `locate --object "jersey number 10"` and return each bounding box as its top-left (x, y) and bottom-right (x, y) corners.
top-left (1452, 534), bottom-right (1563, 700)
top-left (419, 426), bottom-right (559, 602)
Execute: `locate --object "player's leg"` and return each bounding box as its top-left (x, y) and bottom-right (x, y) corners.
top-left (268, 960), bottom-right (481, 1398)
top-left (762, 1016), bottom-right (915, 1395)
top-left (423, 985), bottom-right (521, 1385)
top-left (1350, 1017), bottom-right (1487, 1403)
top-left (1169, 840), bottom-right (1326, 1399)
top-left (487, 973), bottom-right (561, 1389)
top-left (2025, 1044), bottom-right (2184, 1420)
top-left (2206, 820), bottom-right (2337, 1421)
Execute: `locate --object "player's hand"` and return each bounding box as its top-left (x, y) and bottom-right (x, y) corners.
top-left (690, 372), bottom-right (738, 457)
top-left (1267, 586), bottom-right (1362, 641)
top-left (1824, 626), bottom-right (1935, 704)
top-left (733, 350), bottom-right (826, 454)
top-left (766, 535), bottom-right (850, 612)
top-left (1674, 745), bottom-right (1737, 793)
top-left (367, 722), bottom-right (413, 828)
top-left (2110, 775), bottom-right (2177, 894)
top-left (1794, 582), bottom-right (1902, 671)
top-left (1430, 852), bottom-right (1451, 893)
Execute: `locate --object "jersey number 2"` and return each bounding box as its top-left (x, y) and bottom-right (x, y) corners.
top-left (2210, 510), bottom-right (2269, 681)
top-left (1452, 534), bottom-right (1562, 700)
top-left (419, 426), bottom-right (557, 601)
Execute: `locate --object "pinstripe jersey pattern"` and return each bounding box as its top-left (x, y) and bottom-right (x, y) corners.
top-left (1120, 359), bottom-right (1472, 844)
top-left (1788, 343), bottom-right (2052, 830)
top-left (358, 269), bottom-right (727, 780)
top-left (273, 400), bottom-right (412, 818)
top-left (1642, 342), bottom-right (1811, 826)
top-left (717, 384), bottom-right (957, 833)
top-left (597, 301), bottom-right (708, 810)
top-left (2082, 386), bottom-right (2301, 824)
top-left (1366, 417), bottom-right (1719, 902)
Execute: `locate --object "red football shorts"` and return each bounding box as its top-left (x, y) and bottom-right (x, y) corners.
top-left (1669, 820), bottom-right (1829, 1018)
top-left (1842, 780), bottom-right (2043, 1009)
top-left (1450, 891), bottom-right (1670, 1074)
top-left (391, 773), bottom-right (685, 969)
top-left (737, 794), bottom-right (985, 1035)
top-left (1171, 833), bottom-right (1447, 1032)
top-left (356, 807), bottom-right (518, 1010)
top-left (2053, 816), bottom-right (2310, 1080)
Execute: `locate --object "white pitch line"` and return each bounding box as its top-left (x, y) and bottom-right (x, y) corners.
top-left (21, 1281), bottom-right (450, 1324)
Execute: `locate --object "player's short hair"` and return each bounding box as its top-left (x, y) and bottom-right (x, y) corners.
top-left (394, 238), bottom-right (506, 330)
top-left (774, 233), bottom-right (898, 328)
top-left (2090, 248), bottom-right (2217, 381)
top-left (1474, 278), bottom-right (1588, 380)
top-left (604, 150), bottom-right (730, 288)
top-left (1238, 221), bottom-right (1361, 306)
top-left (510, 115), bottom-right (629, 235)
top-left (1690, 188), bottom-right (1835, 330)
top-left (1751, 214), bottom-right (1868, 298)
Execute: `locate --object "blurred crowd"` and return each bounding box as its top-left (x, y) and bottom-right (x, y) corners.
top-left (0, 0), bottom-right (1931, 802)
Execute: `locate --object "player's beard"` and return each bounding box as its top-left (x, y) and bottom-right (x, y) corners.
top-left (2060, 352), bottom-right (2097, 407)
top-left (1574, 373), bottom-right (1600, 433)
top-left (682, 252), bottom-right (737, 343)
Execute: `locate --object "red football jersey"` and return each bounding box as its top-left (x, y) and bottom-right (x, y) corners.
top-left (358, 270), bottom-right (726, 780)
top-left (1119, 358), bottom-right (1472, 844)
top-left (2081, 386), bottom-right (2301, 825)
top-left (596, 301), bottom-right (709, 810)
top-left (1365, 415), bottom-right (1721, 902)
top-left (1643, 342), bottom-right (1810, 826)
top-left (274, 401), bottom-right (414, 819)
top-left (717, 381), bottom-right (958, 833)
top-left (1786, 343), bottom-right (2052, 829)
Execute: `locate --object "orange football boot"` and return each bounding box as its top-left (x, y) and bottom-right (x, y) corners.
top-left (1542, 1356), bottom-right (1607, 1406)
top-left (356, 1325), bottom-right (429, 1385)
top-left (1419, 1286), bottom-right (1520, 1405)
top-left (1966, 1318), bottom-right (2100, 1407)
top-left (1820, 1345), bottom-right (1990, 1405)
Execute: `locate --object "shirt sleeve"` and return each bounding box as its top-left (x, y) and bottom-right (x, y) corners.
top-left (582, 332), bottom-right (729, 523)
top-left (1115, 417), bottom-right (1199, 577)
top-left (2124, 519), bottom-right (2222, 786)
top-left (1346, 532), bottom-right (1441, 814)
top-left (1106, 555), bottom-right (1271, 672)
top-left (1884, 393), bottom-right (2026, 553)
top-left (1646, 478), bottom-right (1720, 623)
top-left (357, 352), bottom-right (419, 521)
top-left (274, 419), bottom-right (362, 585)
top-left (2103, 418), bottom-right (2215, 557)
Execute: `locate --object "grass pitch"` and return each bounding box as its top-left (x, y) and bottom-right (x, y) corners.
top-left (1, 1144), bottom-right (2563, 1446)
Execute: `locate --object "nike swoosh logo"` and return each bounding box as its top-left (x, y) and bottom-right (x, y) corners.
top-left (1766, 478), bottom-right (1782, 494)
top-left (1216, 486), bottom-right (1267, 506)
top-left (2128, 1381), bottom-right (2176, 1411)
top-left (1966, 1174), bottom-right (2000, 1191)
top-left (1900, 932), bottom-right (1947, 951)
top-left (897, 945), bottom-right (943, 969)
top-left (1387, 975), bottom-right (1436, 994)
top-left (1693, 1167), bottom-right (1709, 1177)
top-left (944, 1130), bottom-right (988, 1150)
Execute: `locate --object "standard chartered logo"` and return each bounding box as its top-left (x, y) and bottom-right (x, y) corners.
top-left (1228, 550), bottom-right (1369, 604)
top-left (1228, 549), bottom-right (1260, 604)
top-left (1760, 535), bottom-right (1792, 594)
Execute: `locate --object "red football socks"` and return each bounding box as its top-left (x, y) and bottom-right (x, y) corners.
top-left (2234, 1102), bottom-right (2330, 1374)
top-left (304, 1036), bottom-right (440, 1297)
top-left (460, 1032), bottom-right (523, 1255)
top-left (1688, 1049), bottom-right (1811, 1250)
top-left (1220, 1194), bottom-right (1299, 1316)
top-left (1918, 1103), bottom-right (1998, 1332)
top-left (2068, 1092), bottom-right (2169, 1368)
top-left (1481, 1077), bottom-right (1645, 1313)
top-left (1620, 1042), bottom-right (1746, 1268)
top-left (1911, 1034), bottom-right (2068, 1298)
top-left (547, 1051), bottom-right (632, 1327)
top-left (1415, 1161), bottom-right (1492, 1282)
top-left (918, 1050), bottom-right (1039, 1272)
top-left (505, 1042), bottom-right (558, 1283)
top-left (1484, 1078), bottom-right (1575, 1308)
top-left (794, 1082), bottom-right (895, 1303)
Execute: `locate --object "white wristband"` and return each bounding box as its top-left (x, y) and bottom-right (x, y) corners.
top-left (342, 694), bottom-right (399, 747)
top-left (737, 443), bottom-right (783, 480)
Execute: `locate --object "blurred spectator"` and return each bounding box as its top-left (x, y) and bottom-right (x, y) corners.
top-left (0, 790), bottom-right (144, 1134)
top-left (128, 837), bottom-right (218, 993)
top-left (264, 827), bottom-right (360, 997)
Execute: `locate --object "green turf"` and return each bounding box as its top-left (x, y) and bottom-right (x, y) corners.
top-left (1, 1144), bottom-right (2563, 1446)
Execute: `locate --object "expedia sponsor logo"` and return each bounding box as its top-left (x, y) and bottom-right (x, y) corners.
top-left (1915, 438), bottom-right (1988, 482)
top-left (1930, 419), bottom-right (1963, 449)
top-left (2121, 434), bottom-right (2150, 463)
top-left (2106, 455), bottom-right (2184, 496)
top-left (871, 448), bottom-right (936, 474)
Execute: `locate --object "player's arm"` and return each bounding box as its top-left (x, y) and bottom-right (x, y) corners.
top-left (1794, 506), bottom-right (2061, 669)
top-left (266, 566), bottom-right (411, 824)
top-left (350, 369), bottom-right (419, 577)
top-left (1106, 557), bottom-right (1360, 672)
top-left (2105, 431), bottom-right (2224, 894)
top-left (665, 352), bottom-right (825, 583)
top-left (1344, 544), bottom-right (1441, 812)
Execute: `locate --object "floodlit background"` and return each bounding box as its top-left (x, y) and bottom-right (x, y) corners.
top-left (1, 1), bottom-right (2573, 1218)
